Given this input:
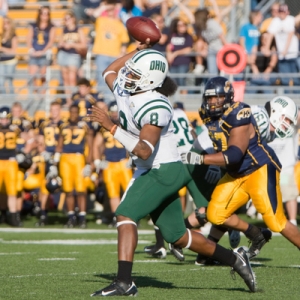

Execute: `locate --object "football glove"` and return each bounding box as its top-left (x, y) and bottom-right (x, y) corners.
top-left (204, 165), bottom-right (221, 184)
top-left (40, 151), bottom-right (53, 162)
top-left (195, 208), bottom-right (208, 227)
top-left (16, 153), bottom-right (26, 163)
top-left (181, 152), bottom-right (204, 165)
top-left (94, 159), bottom-right (108, 173)
top-left (46, 165), bottom-right (58, 180)
top-left (82, 164), bottom-right (92, 177)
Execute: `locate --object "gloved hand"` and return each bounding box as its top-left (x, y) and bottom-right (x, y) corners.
top-left (94, 159), bottom-right (108, 173)
top-left (82, 164), bottom-right (92, 177)
top-left (181, 152), bottom-right (204, 165)
top-left (46, 165), bottom-right (58, 180)
top-left (204, 165), bottom-right (221, 184)
top-left (16, 153), bottom-right (26, 163)
top-left (40, 151), bottom-right (52, 162)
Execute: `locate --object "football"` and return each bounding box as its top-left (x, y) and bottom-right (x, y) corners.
top-left (126, 16), bottom-right (161, 45)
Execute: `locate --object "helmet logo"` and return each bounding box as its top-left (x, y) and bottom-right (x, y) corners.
top-left (224, 81), bottom-right (231, 93)
top-left (150, 60), bottom-right (166, 73)
top-left (274, 98), bottom-right (288, 108)
top-left (237, 108), bottom-right (251, 120)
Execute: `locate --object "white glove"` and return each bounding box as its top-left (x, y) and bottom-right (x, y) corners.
top-left (181, 152), bottom-right (204, 165)
top-left (94, 159), bottom-right (108, 173)
top-left (46, 165), bottom-right (58, 180)
top-left (125, 157), bottom-right (133, 169)
top-left (204, 165), bottom-right (221, 184)
top-left (16, 153), bottom-right (26, 163)
top-left (41, 151), bottom-right (52, 162)
top-left (82, 164), bottom-right (92, 177)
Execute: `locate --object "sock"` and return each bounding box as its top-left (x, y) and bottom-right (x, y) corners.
top-left (207, 235), bottom-right (220, 243)
top-left (68, 211), bottom-right (75, 220)
top-left (184, 218), bottom-right (193, 229)
top-left (290, 219), bottom-right (297, 226)
top-left (154, 226), bottom-right (165, 248)
top-left (244, 224), bottom-right (261, 240)
top-left (117, 261), bottom-right (133, 284)
top-left (78, 212), bottom-right (86, 222)
top-left (211, 244), bottom-right (236, 267)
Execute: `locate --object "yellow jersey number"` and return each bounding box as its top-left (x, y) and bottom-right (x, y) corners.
top-left (103, 131), bottom-right (123, 149)
top-left (44, 127), bottom-right (59, 147)
top-left (211, 132), bottom-right (228, 151)
top-left (0, 132), bottom-right (17, 149)
top-left (62, 128), bottom-right (85, 145)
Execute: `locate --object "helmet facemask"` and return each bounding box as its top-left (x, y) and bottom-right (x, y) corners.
top-left (273, 115), bottom-right (295, 139)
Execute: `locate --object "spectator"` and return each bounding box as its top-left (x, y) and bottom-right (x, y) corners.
top-left (260, 2), bottom-right (280, 33)
top-left (27, 6), bottom-right (55, 93)
top-left (150, 13), bottom-right (169, 53)
top-left (57, 11), bottom-right (87, 105)
top-left (73, 0), bottom-right (102, 23)
top-left (92, 0), bottom-right (129, 101)
top-left (119, 0), bottom-right (143, 25)
top-left (248, 32), bottom-right (278, 93)
top-left (166, 17), bottom-right (193, 94)
top-left (0, 0), bottom-right (8, 17)
top-left (193, 8), bottom-right (226, 75)
top-left (141, 0), bottom-right (168, 18)
top-left (0, 17), bottom-right (17, 94)
top-left (267, 4), bottom-right (299, 90)
top-left (239, 10), bottom-right (262, 66)
top-left (295, 12), bottom-right (300, 72)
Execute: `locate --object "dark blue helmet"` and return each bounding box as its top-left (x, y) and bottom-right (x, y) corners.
top-left (202, 76), bottom-right (234, 117)
top-left (46, 176), bottom-right (62, 194)
top-left (108, 101), bottom-right (118, 112)
top-left (0, 106), bottom-right (11, 119)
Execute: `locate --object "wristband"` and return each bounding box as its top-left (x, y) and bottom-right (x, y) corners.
top-left (110, 124), bottom-right (118, 135)
top-left (114, 127), bottom-right (139, 153)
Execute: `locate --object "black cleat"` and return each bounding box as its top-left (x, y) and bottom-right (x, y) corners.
top-left (78, 219), bottom-right (87, 229)
top-left (195, 253), bottom-right (220, 266)
top-left (168, 243), bottom-right (185, 261)
top-left (64, 216), bottom-right (77, 228)
top-left (248, 228), bottom-right (272, 260)
top-left (90, 280), bottom-right (138, 297)
top-left (144, 244), bottom-right (167, 259)
top-left (35, 215), bottom-right (47, 227)
top-left (232, 246), bottom-right (256, 292)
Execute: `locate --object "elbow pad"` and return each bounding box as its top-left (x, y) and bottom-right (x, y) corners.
top-left (222, 145), bottom-right (244, 165)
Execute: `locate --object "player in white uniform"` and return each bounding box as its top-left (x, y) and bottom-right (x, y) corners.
top-left (88, 46), bottom-right (256, 296)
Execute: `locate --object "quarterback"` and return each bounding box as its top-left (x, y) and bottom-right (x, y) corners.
top-left (88, 44), bottom-right (257, 296)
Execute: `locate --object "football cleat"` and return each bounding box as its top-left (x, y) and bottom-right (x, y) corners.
top-left (228, 229), bottom-right (241, 249)
top-left (168, 243), bottom-right (185, 261)
top-left (231, 246), bottom-right (257, 292)
top-left (90, 280), bottom-right (138, 297)
top-left (35, 215), bottom-right (47, 227)
top-left (78, 219), bottom-right (87, 229)
top-left (144, 244), bottom-right (167, 259)
top-left (64, 216), bottom-right (77, 228)
top-left (248, 228), bottom-right (272, 260)
top-left (195, 253), bottom-right (220, 266)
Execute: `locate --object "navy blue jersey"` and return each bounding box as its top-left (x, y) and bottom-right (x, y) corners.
top-left (12, 116), bottom-right (34, 151)
top-left (59, 119), bottom-right (90, 154)
top-left (0, 124), bottom-right (19, 159)
top-left (72, 92), bottom-right (104, 117)
top-left (38, 118), bottom-right (63, 153)
top-left (100, 128), bottom-right (127, 162)
top-left (200, 102), bottom-right (281, 177)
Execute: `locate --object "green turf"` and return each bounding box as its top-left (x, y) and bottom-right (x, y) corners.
top-left (0, 217), bottom-right (300, 300)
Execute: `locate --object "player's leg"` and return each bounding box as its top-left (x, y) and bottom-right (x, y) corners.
top-left (74, 154), bottom-right (87, 228)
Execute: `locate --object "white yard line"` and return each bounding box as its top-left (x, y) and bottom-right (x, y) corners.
top-left (38, 258), bottom-right (76, 261)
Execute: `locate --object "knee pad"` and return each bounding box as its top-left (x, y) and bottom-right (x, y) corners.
top-left (116, 220), bottom-right (137, 228)
top-left (184, 229), bottom-right (192, 249)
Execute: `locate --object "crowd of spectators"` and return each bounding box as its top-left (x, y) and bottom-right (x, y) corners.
top-left (0, 0), bottom-right (300, 98)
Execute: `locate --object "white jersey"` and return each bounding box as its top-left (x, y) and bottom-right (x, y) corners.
top-left (114, 84), bottom-right (180, 170)
top-left (193, 125), bottom-right (215, 154)
top-left (172, 108), bottom-right (194, 154)
top-left (268, 133), bottom-right (298, 169)
top-left (251, 105), bottom-right (274, 143)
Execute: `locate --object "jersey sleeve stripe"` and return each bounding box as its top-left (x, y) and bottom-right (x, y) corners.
top-left (137, 106), bottom-right (172, 128)
top-left (134, 99), bottom-right (172, 119)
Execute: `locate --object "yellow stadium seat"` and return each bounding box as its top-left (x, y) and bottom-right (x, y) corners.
top-left (13, 79), bottom-right (29, 95)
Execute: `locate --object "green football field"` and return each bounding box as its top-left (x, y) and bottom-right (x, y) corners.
top-left (0, 215), bottom-right (300, 300)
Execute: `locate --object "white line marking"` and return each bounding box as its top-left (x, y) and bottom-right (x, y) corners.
top-left (0, 252), bottom-right (34, 255)
top-left (38, 258), bottom-right (76, 261)
top-left (0, 239), bottom-right (151, 245)
top-left (134, 260), bottom-right (166, 263)
top-left (0, 228), bottom-right (154, 234)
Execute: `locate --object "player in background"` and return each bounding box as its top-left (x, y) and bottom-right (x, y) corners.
top-left (88, 46), bottom-right (256, 296)
top-left (55, 104), bottom-right (94, 228)
top-left (182, 78), bottom-right (300, 262)
top-left (72, 78), bottom-right (104, 117)
top-left (93, 100), bottom-right (132, 227)
top-left (11, 102), bottom-right (36, 221)
top-left (35, 100), bottom-right (63, 226)
top-left (0, 106), bottom-right (27, 226)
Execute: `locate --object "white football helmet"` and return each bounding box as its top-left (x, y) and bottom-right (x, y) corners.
top-left (117, 49), bottom-right (168, 93)
top-left (265, 96), bottom-right (298, 139)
